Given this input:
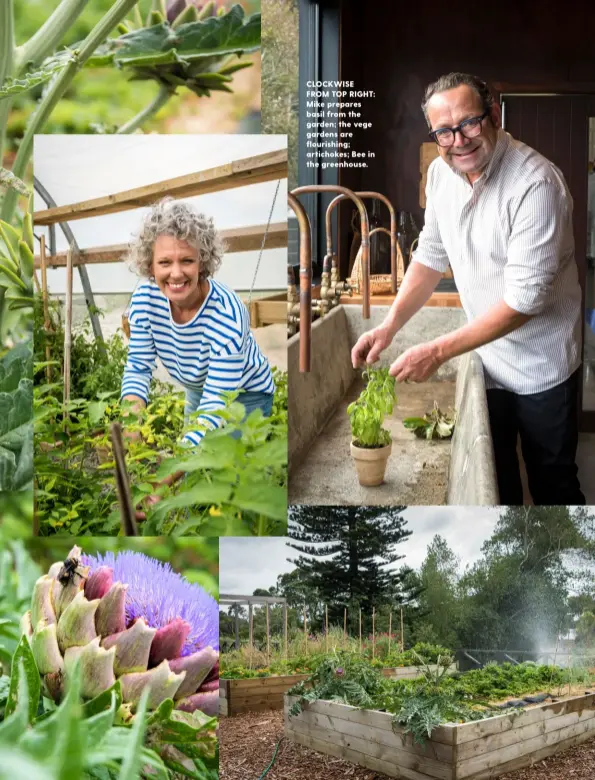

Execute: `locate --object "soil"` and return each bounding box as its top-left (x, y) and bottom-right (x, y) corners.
top-left (219, 707), bottom-right (595, 780)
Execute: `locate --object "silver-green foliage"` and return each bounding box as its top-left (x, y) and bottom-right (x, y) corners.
top-left (0, 341), bottom-right (33, 492)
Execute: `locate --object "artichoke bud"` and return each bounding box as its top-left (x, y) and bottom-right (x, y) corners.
top-left (198, 1), bottom-right (217, 20)
top-left (95, 581), bottom-right (128, 636)
top-left (57, 591), bottom-right (99, 653)
top-left (102, 618), bottom-right (156, 676)
top-left (169, 646), bottom-right (218, 699)
top-left (120, 660), bottom-right (186, 710)
top-left (31, 576), bottom-right (56, 627)
top-left (85, 566), bottom-right (114, 601)
top-left (176, 690), bottom-right (218, 716)
top-left (65, 638), bottom-right (116, 700)
top-left (20, 610), bottom-right (33, 639)
top-left (171, 3), bottom-right (200, 27)
top-left (149, 617), bottom-right (191, 667)
top-left (43, 670), bottom-right (65, 703)
top-left (31, 620), bottom-right (64, 675)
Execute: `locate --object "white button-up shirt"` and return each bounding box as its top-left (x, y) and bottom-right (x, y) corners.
top-left (413, 129), bottom-right (582, 394)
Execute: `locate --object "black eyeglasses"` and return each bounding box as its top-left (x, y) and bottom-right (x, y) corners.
top-left (429, 110), bottom-right (490, 147)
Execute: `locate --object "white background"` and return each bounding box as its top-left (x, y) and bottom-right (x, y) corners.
top-left (33, 134), bottom-right (288, 295)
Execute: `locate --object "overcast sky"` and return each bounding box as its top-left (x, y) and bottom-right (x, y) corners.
top-left (219, 506), bottom-right (501, 596)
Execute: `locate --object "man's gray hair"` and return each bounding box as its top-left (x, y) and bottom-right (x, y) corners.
top-left (421, 73), bottom-right (495, 127)
top-left (127, 198), bottom-right (225, 279)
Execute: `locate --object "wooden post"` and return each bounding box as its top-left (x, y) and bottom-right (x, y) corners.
top-left (234, 604), bottom-right (240, 651)
top-left (344, 607), bottom-right (347, 643)
top-left (359, 608), bottom-right (362, 654)
top-left (39, 236), bottom-right (52, 384)
top-left (63, 244), bottom-right (74, 413)
top-left (284, 603), bottom-right (288, 659)
top-left (325, 605), bottom-right (329, 653)
top-left (304, 606), bottom-right (307, 655)
top-left (401, 607), bottom-right (404, 652)
top-left (266, 602), bottom-right (270, 662)
top-left (388, 611), bottom-right (392, 657)
top-left (249, 603), bottom-right (253, 647)
top-left (372, 607), bottom-right (376, 659)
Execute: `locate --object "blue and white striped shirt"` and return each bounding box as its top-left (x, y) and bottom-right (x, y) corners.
top-left (121, 279), bottom-right (275, 446)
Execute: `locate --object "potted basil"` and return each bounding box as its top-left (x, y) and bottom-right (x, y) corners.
top-left (347, 367), bottom-right (396, 486)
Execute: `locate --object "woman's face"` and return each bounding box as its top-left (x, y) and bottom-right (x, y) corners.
top-left (151, 235), bottom-right (202, 306)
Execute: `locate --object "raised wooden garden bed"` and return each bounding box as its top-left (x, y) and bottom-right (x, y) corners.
top-left (284, 692), bottom-right (595, 780)
top-left (220, 665), bottom-right (454, 716)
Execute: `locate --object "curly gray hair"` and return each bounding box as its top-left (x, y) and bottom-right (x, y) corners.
top-left (127, 198), bottom-right (225, 279)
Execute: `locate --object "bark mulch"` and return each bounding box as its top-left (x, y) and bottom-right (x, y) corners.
top-left (219, 709), bottom-right (595, 780)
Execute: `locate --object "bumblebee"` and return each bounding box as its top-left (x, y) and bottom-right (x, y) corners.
top-left (57, 556), bottom-right (87, 587)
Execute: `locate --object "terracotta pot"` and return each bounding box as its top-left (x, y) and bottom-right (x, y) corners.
top-left (350, 440), bottom-right (392, 486)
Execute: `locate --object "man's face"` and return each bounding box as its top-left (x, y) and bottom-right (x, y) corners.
top-left (426, 84), bottom-right (501, 182)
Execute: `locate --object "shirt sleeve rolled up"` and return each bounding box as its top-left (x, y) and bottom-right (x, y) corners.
top-left (411, 160), bottom-right (450, 274)
top-left (504, 178), bottom-right (570, 316)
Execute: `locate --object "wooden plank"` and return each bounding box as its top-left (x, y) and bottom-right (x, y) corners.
top-left (340, 292), bottom-right (462, 308)
top-left (34, 222), bottom-right (288, 268)
top-left (287, 718), bottom-right (453, 780)
top-left (286, 728), bottom-right (451, 780)
top-left (285, 696), bottom-right (456, 746)
top-left (456, 713), bottom-right (595, 779)
top-left (228, 674), bottom-right (308, 689)
top-left (219, 698), bottom-right (229, 716)
top-left (381, 664), bottom-right (457, 680)
top-left (467, 727), bottom-right (595, 780)
top-left (456, 707), bottom-right (595, 761)
top-left (455, 693), bottom-right (595, 744)
top-left (288, 707), bottom-right (454, 763)
top-left (34, 150), bottom-right (288, 226)
top-left (253, 300), bottom-right (286, 325)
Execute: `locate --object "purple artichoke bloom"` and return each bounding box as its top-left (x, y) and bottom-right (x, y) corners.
top-left (335, 667), bottom-right (345, 677)
top-left (22, 547), bottom-right (219, 716)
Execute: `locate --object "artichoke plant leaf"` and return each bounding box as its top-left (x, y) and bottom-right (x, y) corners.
top-left (5, 637), bottom-right (39, 724)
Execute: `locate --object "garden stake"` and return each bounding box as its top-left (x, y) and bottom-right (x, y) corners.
top-left (304, 607), bottom-right (307, 655)
top-left (401, 607), bottom-right (404, 652)
top-left (284, 603), bottom-right (288, 659)
top-left (63, 243), bottom-right (73, 415)
top-left (344, 607), bottom-right (347, 641)
top-left (266, 602), bottom-right (270, 663)
top-left (388, 611), bottom-right (392, 656)
top-left (372, 607), bottom-right (376, 658)
top-left (39, 235), bottom-right (52, 384)
top-left (359, 609), bottom-right (362, 654)
top-left (110, 421), bottom-right (138, 536)
top-left (249, 603), bottom-right (253, 648)
top-left (325, 605), bottom-right (328, 653)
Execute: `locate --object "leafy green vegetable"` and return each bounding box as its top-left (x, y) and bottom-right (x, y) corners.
top-left (403, 402), bottom-right (456, 440)
top-left (0, 342), bottom-right (33, 491)
top-left (347, 367), bottom-right (396, 448)
top-left (88, 5), bottom-right (261, 97)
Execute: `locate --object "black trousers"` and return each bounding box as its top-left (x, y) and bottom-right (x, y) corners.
top-left (486, 369), bottom-right (585, 506)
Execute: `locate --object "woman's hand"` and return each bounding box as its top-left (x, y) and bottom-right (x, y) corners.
top-left (134, 469), bottom-right (185, 521)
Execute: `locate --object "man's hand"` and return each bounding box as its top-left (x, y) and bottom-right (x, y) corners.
top-left (135, 493), bottom-right (162, 522)
top-left (389, 341), bottom-right (444, 383)
top-left (351, 324), bottom-right (394, 368)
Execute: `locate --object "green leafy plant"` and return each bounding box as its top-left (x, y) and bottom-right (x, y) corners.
top-left (0, 341), bottom-right (33, 492)
top-left (347, 367), bottom-right (396, 448)
top-left (1, 0), bottom-right (262, 224)
top-left (403, 402), bottom-right (456, 440)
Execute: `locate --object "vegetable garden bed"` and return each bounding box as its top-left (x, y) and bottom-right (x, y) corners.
top-left (285, 693), bottom-right (595, 780)
top-left (220, 665), bottom-right (457, 716)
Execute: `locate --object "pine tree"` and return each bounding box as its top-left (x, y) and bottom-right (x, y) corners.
top-left (287, 506), bottom-right (416, 633)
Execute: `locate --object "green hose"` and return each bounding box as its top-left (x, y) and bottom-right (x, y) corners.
top-left (258, 738), bottom-right (283, 779)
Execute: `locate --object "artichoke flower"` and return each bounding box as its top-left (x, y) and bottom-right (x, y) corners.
top-left (21, 546), bottom-right (219, 716)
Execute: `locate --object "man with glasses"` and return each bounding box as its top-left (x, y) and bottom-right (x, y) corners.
top-left (352, 72), bottom-right (584, 505)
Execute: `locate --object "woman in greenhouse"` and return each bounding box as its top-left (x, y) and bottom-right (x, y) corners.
top-left (121, 198), bottom-right (275, 510)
